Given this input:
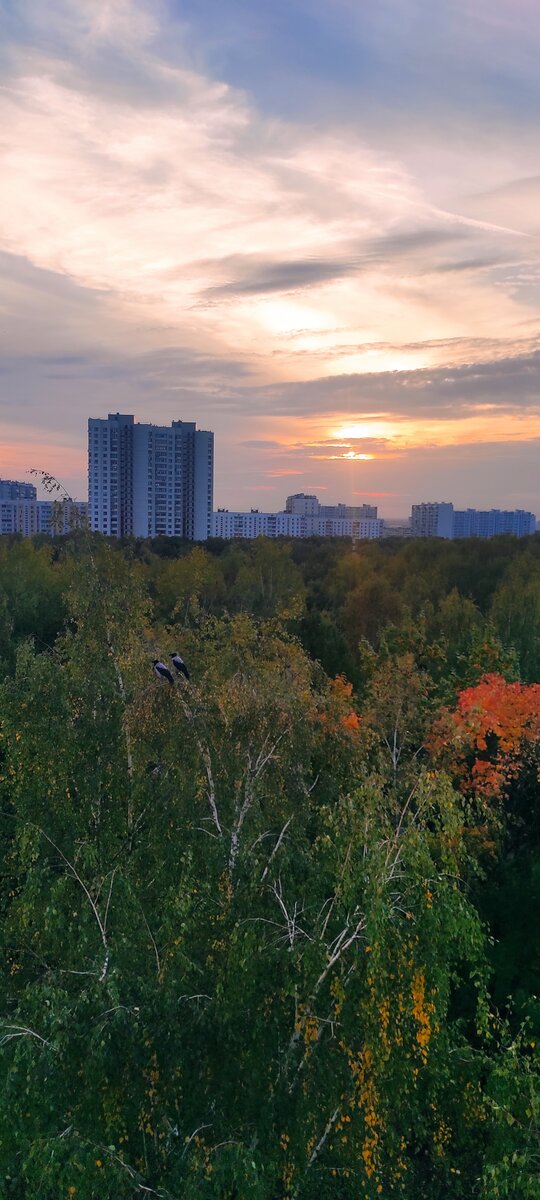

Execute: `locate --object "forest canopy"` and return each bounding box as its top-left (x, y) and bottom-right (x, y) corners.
top-left (1, 530), bottom-right (540, 1198)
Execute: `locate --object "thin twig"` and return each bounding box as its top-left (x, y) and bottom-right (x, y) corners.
top-left (38, 828), bottom-right (111, 981)
top-left (0, 1024), bottom-right (52, 1048)
top-left (260, 817), bottom-right (293, 883)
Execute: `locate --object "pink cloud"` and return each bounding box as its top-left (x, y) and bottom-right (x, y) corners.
top-left (266, 469), bottom-right (305, 477)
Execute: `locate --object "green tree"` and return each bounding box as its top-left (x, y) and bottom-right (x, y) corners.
top-left (0, 550), bottom-right (500, 1199)
top-left (226, 539), bottom-right (306, 618)
top-left (152, 547), bottom-right (227, 622)
top-left (0, 538), bottom-right (66, 650)
top-left (491, 555), bottom-right (540, 683)
top-left (2, 535), bottom-right (540, 1197)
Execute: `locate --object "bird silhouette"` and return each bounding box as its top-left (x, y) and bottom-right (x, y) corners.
top-left (153, 659), bottom-right (174, 685)
top-left (171, 652), bottom-right (190, 680)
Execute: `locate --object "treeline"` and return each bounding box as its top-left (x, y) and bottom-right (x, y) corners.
top-left (2, 530), bottom-right (540, 687)
top-left (0, 533), bottom-right (539, 1198)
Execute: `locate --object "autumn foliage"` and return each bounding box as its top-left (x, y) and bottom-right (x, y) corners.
top-left (2, 533), bottom-right (540, 1197)
top-left (430, 673), bottom-right (540, 799)
top-left (317, 674), bottom-right (361, 734)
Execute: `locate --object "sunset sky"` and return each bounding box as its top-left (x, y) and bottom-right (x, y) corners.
top-left (1, 0), bottom-right (539, 515)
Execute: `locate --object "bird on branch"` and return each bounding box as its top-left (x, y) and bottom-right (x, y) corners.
top-left (153, 659), bottom-right (174, 685)
top-left (171, 652), bottom-right (190, 680)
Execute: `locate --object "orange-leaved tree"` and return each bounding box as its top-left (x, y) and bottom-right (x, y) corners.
top-left (429, 673), bottom-right (540, 802)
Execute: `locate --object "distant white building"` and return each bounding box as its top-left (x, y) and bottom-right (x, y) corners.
top-left (0, 499), bottom-right (87, 536)
top-left (285, 494), bottom-right (321, 517)
top-left (285, 493), bottom-right (378, 519)
top-left (213, 511), bottom-right (306, 539)
top-left (0, 480), bottom-right (37, 501)
top-left (411, 502), bottom-right (454, 539)
top-left (411, 502), bottom-right (536, 539)
top-left (312, 517), bottom-right (383, 539)
top-left (88, 414), bottom-right (214, 540)
top-left (212, 505), bottom-right (383, 540)
top-left (453, 508), bottom-right (536, 538)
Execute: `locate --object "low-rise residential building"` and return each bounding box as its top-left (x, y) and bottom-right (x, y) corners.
top-left (411, 502), bottom-right (536, 539)
top-left (411, 502), bottom-right (454, 539)
top-left (0, 480), bottom-right (37, 501)
top-left (212, 506), bottom-right (383, 540)
top-left (0, 498), bottom-right (88, 536)
top-left (452, 508), bottom-right (536, 538)
top-left (285, 493), bottom-right (378, 519)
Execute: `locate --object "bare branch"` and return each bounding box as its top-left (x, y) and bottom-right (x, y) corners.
top-left (230, 730), bottom-right (292, 875)
top-left (37, 828), bottom-right (111, 981)
top-left (260, 817), bottom-right (293, 883)
top-left (270, 879), bottom-right (311, 948)
top-left (182, 1124), bottom-right (212, 1157)
top-left (0, 1024), bottom-right (52, 1048)
top-left (229, 757), bottom-right (253, 875)
top-left (394, 777), bottom-right (421, 843)
top-left (252, 728), bottom-right (290, 779)
top-left (175, 689), bottom-right (222, 836)
top-left (248, 830), bottom-right (276, 855)
top-left (138, 903), bottom-right (161, 978)
top-left (308, 1106), bottom-right (340, 1167)
top-left (103, 867), bottom-right (117, 933)
top-left (291, 1107), bottom-right (340, 1198)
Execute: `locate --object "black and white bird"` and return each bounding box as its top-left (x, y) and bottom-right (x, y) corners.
top-left (153, 658), bottom-right (174, 685)
top-left (171, 652), bottom-right (190, 680)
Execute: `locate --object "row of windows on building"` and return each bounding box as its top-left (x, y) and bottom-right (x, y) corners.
top-left (411, 503), bottom-right (537, 539)
top-left (88, 415), bottom-right (214, 540)
top-left (0, 499), bottom-right (88, 537)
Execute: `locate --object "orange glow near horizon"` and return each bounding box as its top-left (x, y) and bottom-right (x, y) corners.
top-left (245, 408), bottom-right (540, 467)
top-left (329, 411), bottom-right (540, 453)
top-left (3, 403), bottom-right (537, 506)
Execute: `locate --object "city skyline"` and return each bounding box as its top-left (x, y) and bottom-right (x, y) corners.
top-left (3, 412), bottom-right (540, 522)
top-left (2, 465), bottom-right (536, 541)
top-left (1, 1), bottom-right (540, 517)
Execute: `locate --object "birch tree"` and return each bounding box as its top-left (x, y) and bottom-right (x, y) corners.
top-left (0, 549), bottom-right (534, 1199)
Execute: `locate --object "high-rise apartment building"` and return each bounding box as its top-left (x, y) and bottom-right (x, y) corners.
top-left (88, 415), bottom-right (214, 540)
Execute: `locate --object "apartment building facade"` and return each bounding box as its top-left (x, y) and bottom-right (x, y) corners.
top-left (88, 414), bottom-right (214, 540)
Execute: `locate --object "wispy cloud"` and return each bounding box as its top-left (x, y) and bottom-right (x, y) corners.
top-left (0, 0), bottom-right (539, 515)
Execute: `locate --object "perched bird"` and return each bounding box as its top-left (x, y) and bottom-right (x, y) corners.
top-left (153, 659), bottom-right (174, 685)
top-left (171, 652), bottom-right (190, 680)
